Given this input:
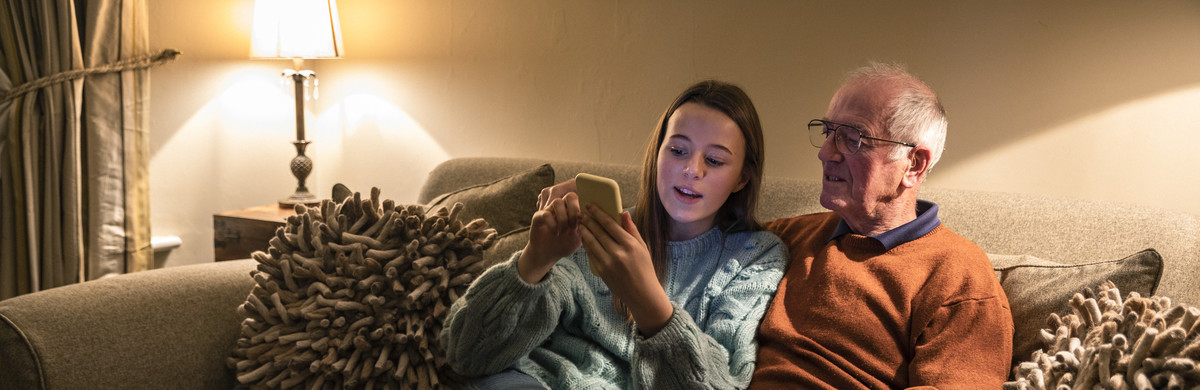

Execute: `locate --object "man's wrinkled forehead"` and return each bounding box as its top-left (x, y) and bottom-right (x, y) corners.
top-left (826, 80), bottom-right (899, 132)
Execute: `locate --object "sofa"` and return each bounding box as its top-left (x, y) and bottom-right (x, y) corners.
top-left (1, 156), bottom-right (1197, 389)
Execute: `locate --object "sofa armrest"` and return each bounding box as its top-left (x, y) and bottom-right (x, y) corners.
top-left (0, 260), bottom-right (256, 390)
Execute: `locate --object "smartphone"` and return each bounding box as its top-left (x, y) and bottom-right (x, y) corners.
top-left (574, 173), bottom-right (622, 276)
top-left (575, 173), bottom-right (622, 221)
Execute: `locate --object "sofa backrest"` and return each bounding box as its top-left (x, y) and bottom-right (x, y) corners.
top-left (418, 157), bottom-right (1200, 306)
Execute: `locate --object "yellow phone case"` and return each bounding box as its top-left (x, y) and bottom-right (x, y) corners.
top-left (575, 173), bottom-right (622, 276)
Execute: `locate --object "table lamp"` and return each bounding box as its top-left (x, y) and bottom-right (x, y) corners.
top-left (250, 0), bottom-right (343, 208)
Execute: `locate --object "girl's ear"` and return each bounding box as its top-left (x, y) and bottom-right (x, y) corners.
top-left (734, 171), bottom-right (749, 193)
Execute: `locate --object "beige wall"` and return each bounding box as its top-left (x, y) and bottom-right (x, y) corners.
top-left (148, 0), bottom-right (1200, 267)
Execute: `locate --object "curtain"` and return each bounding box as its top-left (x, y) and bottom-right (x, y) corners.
top-left (81, 0), bottom-right (153, 279)
top-left (0, 0), bottom-right (162, 300)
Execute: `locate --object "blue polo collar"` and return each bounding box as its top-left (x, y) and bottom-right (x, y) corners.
top-left (828, 200), bottom-right (941, 251)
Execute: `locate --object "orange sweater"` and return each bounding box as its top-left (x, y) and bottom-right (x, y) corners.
top-left (750, 212), bottom-right (1012, 389)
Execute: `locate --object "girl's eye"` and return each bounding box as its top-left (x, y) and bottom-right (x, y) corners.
top-left (669, 147), bottom-right (686, 157)
top-left (705, 156), bottom-right (726, 167)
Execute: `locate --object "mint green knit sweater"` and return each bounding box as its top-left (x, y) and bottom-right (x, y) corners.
top-left (440, 227), bottom-right (787, 389)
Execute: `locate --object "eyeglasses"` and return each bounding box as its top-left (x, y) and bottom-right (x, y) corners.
top-left (807, 119), bottom-right (916, 154)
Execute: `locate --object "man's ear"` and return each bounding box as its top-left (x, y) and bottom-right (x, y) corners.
top-left (902, 147), bottom-right (932, 188)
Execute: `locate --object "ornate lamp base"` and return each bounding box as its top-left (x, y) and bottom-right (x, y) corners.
top-left (279, 140), bottom-right (321, 208)
top-left (279, 189), bottom-right (319, 208)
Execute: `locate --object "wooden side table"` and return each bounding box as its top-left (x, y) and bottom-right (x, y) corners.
top-left (213, 205), bottom-right (296, 261)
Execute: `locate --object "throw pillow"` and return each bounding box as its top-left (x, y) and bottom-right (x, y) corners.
top-left (425, 163), bottom-right (554, 237)
top-left (482, 226), bottom-right (529, 269)
top-left (1004, 281), bottom-right (1198, 388)
top-left (227, 187), bottom-right (497, 389)
top-left (990, 249), bottom-right (1164, 366)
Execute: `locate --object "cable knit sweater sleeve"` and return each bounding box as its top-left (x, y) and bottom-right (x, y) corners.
top-left (630, 231), bottom-right (787, 390)
top-left (439, 251), bottom-right (575, 377)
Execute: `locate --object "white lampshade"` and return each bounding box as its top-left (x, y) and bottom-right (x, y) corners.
top-left (250, 0), bottom-right (344, 59)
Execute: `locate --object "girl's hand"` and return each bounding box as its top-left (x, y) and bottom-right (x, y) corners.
top-left (579, 204), bottom-right (674, 336)
top-left (537, 178), bottom-right (577, 210)
top-left (517, 192), bottom-right (583, 283)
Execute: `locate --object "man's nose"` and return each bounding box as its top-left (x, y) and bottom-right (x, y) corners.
top-left (817, 132), bottom-right (842, 163)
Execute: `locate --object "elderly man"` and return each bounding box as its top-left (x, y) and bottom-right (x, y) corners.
top-left (748, 63), bottom-right (1013, 388)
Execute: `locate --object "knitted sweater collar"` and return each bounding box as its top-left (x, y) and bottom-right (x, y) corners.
top-left (667, 226), bottom-right (723, 262)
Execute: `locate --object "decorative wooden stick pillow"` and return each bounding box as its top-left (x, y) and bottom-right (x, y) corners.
top-left (1004, 281), bottom-right (1200, 389)
top-left (227, 188), bottom-right (496, 389)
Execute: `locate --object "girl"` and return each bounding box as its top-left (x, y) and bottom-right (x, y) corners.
top-left (441, 80), bottom-right (787, 389)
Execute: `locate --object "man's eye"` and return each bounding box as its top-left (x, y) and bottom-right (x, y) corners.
top-left (839, 128), bottom-right (861, 142)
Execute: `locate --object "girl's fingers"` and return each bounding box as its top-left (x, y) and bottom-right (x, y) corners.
top-left (563, 193), bottom-right (581, 226)
top-left (578, 220), bottom-right (610, 268)
top-left (620, 211), bottom-right (645, 246)
top-left (532, 208), bottom-right (557, 232)
top-left (597, 209), bottom-right (627, 239)
top-left (537, 187), bottom-right (549, 209)
top-left (549, 198), bottom-right (569, 231)
top-left (580, 206), bottom-right (620, 253)
top-left (538, 178), bottom-right (577, 210)
top-left (539, 194), bottom-right (581, 235)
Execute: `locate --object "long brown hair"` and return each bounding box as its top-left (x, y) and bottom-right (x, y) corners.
top-left (616, 80), bottom-right (766, 318)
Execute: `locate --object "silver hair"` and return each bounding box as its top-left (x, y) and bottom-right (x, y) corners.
top-left (845, 62), bottom-right (947, 171)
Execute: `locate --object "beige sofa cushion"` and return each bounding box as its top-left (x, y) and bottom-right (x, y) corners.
top-left (424, 163), bottom-right (553, 237)
top-left (991, 249), bottom-right (1163, 365)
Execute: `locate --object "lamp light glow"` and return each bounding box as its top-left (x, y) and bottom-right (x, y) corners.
top-left (250, 0), bottom-right (343, 60)
top-left (250, 0), bottom-right (343, 208)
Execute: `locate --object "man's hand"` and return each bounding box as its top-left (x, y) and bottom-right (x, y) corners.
top-left (517, 192), bottom-right (582, 283)
top-left (579, 204), bottom-right (674, 336)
